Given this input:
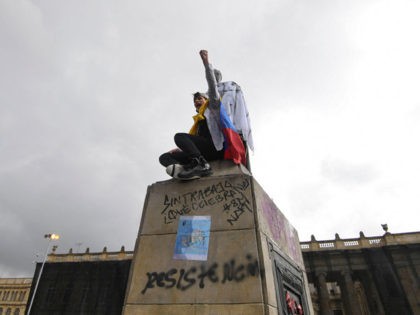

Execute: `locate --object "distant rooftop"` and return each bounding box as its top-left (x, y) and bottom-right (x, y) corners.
top-left (300, 231), bottom-right (420, 252)
top-left (44, 231), bottom-right (420, 261)
top-left (0, 278), bottom-right (32, 285)
top-left (47, 246), bottom-right (133, 263)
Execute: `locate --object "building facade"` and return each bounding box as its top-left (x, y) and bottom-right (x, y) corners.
top-left (301, 231), bottom-right (420, 315)
top-left (27, 247), bottom-right (132, 315)
top-left (0, 278), bottom-right (32, 315)
top-left (19, 231), bottom-right (419, 314)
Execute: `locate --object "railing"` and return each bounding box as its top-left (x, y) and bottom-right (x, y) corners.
top-left (319, 242), bottom-right (335, 248)
top-left (47, 248), bottom-right (134, 262)
top-left (300, 231), bottom-right (420, 252)
top-left (45, 232), bottom-right (420, 258)
top-left (0, 278), bottom-right (32, 285)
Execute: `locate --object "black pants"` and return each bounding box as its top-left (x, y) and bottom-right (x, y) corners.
top-left (159, 133), bottom-right (224, 167)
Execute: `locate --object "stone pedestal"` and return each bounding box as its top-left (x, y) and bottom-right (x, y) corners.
top-left (123, 161), bottom-right (313, 314)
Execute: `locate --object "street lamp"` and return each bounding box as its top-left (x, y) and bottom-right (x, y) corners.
top-left (27, 233), bottom-right (60, 315)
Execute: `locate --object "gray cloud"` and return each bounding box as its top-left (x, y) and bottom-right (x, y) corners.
top-left (1, 0), bottom-right (419, 276)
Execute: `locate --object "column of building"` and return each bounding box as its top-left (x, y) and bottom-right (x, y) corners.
top-left (359, 270), bottom-right (386, 314)
top-left (338, 270), bottom-right (362, 315)
top-left (315, 271), bottom-right (333, 315)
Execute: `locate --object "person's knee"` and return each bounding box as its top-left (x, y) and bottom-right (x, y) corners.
top-left (174, 133), bottom-right (188, 146)
top-left (159, 153), bottom-right (171, 167)
top-left (174, 132), bottom-right (187, 141)
top-left (159, 153), bottom-right (166, 166)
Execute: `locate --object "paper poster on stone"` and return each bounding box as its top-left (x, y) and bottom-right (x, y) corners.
top-left (173, 216), bottom-right (211, 261)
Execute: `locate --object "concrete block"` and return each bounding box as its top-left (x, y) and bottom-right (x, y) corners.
top-left (126, 230), bottom-right (263, 305)
top-left (140, 175), bottom-right (255, 235)
top-left (125, 168), bottom-right (313, 314)
top-left (252, 179), bottom-right (304, 269)
top-left (267, 304), bottom-right (279, 315)
top-left (124, 303), bottom-right (265, 315)
top-left (258, 232), bottom-right (278, 308)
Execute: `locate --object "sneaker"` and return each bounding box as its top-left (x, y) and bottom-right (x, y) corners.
top-left (166, 164), bottom-right (185, 179)
top-left (177, 156), bottom-right (212, 180)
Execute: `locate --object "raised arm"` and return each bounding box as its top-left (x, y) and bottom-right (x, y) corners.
top-left (199, 50), bottom-right (220, 109)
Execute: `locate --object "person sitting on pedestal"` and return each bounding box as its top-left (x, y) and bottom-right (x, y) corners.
top-left (159, 50), bottom-right (248, 180)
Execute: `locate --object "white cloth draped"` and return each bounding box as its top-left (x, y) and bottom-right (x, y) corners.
top-left (217, 81), bottom-right (254, 151)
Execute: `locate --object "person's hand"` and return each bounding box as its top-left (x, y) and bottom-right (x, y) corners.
top-left (199, 50), bottom-right (209, 65)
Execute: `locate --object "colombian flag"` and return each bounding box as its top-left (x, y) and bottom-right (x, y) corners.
top-left (219, 102), bottom-right (246, 165)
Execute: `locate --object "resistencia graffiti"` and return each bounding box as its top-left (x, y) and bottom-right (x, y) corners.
top-left (141, 254), bottom-right (262, 294)
top-left (161, 178), bottom-right (252, 225)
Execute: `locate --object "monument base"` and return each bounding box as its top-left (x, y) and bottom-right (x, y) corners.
top-left (124, 161), bottom-right (313, 314)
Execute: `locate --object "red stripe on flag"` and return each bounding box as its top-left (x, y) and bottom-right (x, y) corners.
top-left (222, 128), bottom-right (246, 165)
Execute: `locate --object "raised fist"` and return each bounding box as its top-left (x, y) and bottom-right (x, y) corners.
top-left (199, 50), bottom-right (209, 64)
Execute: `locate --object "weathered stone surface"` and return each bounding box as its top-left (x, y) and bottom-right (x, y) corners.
top-left (124, 165), bottom-right (313, 314)
top-left (267, 304), bottom-right (279, 315)
top-left (141, 174), bottom-right (254, 235)
top-left (124, 303), bottom-right (265, 315)
top-left (253, 179), bottom-right (305, 269)
top-left (258, 232), bottom-right (278, 309)
top-left (126, 230), bottom-right (263, 305)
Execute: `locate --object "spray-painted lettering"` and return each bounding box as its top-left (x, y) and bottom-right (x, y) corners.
top-left (161, 178), bottom-right (251, 225)
top-left (141, 254), bottom-right (261, 294)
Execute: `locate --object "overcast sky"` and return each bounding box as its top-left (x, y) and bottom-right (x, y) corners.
top-left (1, 0), bottom-right (419, 277)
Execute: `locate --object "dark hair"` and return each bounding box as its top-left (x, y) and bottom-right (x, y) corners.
top-left (193, 92), bottom-right (208, 100)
